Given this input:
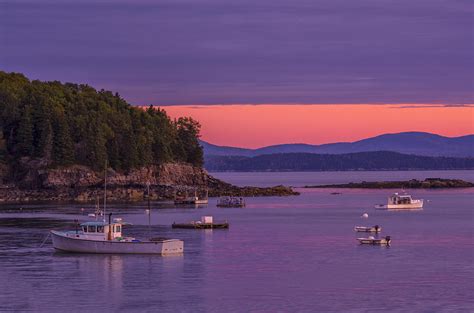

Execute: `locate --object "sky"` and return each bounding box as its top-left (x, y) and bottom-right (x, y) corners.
top-left (1, 0), bottom-right (473, 146)
top-left (163, 104), bottom-right (474, 148)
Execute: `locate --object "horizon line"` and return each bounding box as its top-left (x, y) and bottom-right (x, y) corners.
top-left (200, 131), bottom-right (474, 150)
top-left (137, 103), bottom-right (474, 108)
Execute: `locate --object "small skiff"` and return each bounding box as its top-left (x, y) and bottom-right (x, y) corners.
top-left (357, 236), bottom-right (391, 245)
top-left (354, 225), bottom-right (382, 233)
top-left (172, 221), bottom-right (229, 229)
top-left (172, 216), bottom-right (229, 229)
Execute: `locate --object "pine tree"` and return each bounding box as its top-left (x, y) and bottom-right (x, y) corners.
top-left (32, 102), bottom-right (52, 159)
top-left (52, 111), bottom-right (74, 165)
top-left (15, 105), bottom-right (34, 156)
top-left (175, 117), bottom-right (204, 166)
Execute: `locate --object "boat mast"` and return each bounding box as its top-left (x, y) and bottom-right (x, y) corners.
top-left (103, 160), bottom-right (107, 223)
top-left (147, 181), bottom-right (151, 237)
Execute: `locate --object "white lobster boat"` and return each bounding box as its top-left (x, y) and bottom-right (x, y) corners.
top-left (375, 193), bottom-right (423, 210)
top-left (51, 216), bottom-right (183, 255)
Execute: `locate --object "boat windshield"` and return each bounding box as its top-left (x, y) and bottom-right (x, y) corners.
top-left (87, 225), bottom-right (96, 233)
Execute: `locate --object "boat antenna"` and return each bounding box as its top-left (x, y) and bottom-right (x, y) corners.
top-left (147, 181), bottom-right (151, 237)
top-left (103, 160), bottom-right (107, 223)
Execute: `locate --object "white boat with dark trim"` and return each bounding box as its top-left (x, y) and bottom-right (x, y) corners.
top-left (51, 215), bottom-right (183, 255)
top-left (375, 193), bottom-right (423, 210)
top-left (357, 236), bottom-right (391, 245)
top-left (354, 225), bottom-right (382, 233)
top-left (174, 190), bottom-right (209, 205)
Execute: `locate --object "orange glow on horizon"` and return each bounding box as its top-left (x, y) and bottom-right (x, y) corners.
top-left (159, 104), bottom-right (474, 148)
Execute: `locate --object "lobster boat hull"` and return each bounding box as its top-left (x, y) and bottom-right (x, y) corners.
top-left (51, 231), bottom-right (183, 255)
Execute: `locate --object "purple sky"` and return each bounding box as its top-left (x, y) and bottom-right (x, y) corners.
top-left (1, 0), bottom-right (473, 105)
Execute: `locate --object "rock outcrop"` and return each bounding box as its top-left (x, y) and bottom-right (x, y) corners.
top-left (305, 178), bottom-right (474, 189)
top-left (0, 162), bottom-right (298, 202)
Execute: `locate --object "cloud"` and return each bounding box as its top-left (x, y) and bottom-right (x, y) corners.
top-left (390, 104), bottom-right (474, 109)
top-left (1, 0), bottom-right (472, 105)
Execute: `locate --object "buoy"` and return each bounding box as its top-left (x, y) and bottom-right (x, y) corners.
top-left (362, 213), bottom-right (369, 218)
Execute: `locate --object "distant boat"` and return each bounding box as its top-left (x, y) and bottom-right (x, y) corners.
top-left (357, 236), bottom-right (391, 245)
top-left (216, 196), bottom-right (246, 208)
top-left (172, 216), bottom-right (229, 229)
top-left (354, 225), bottom-right (382, 233)
top-left (174, 190), bottom-right (208, 205)
top-left (51, 215), bottom-right (184, 255)
top-left (375, 193), bottom-right (423, 210)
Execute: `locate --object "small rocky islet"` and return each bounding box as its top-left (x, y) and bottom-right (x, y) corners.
top-left (305, 178), bottom-right (474, 189)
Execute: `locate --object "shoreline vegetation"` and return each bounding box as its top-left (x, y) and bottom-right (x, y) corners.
top-left (304, 178), bottom-right (474, 189)
top-left (0, 72), bottom-right (297, 202)
top-left (204, 152), bottom-right (474, 172)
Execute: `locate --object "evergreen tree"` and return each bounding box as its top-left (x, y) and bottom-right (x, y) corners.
top-left (0, 71), bottom-right (204, 172)
top-left (175, 117), bottom-right (204, 166)
top-left (52, 111), bottom-right (74, 165)
top-left (31, 101), bottom-right (52, 158)
top-left (15, 105), bottom-right (34, 156)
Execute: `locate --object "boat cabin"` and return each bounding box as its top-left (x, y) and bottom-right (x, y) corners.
top-left (75, 221), bottom-right (124, 241)
top-left (389, 193), bottom-right (413, 205)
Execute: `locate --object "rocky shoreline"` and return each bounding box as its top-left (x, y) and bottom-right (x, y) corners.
top-left (0, 162), bottom-right (298, 203)
top-left (304, 178), bottom-right (474, 189)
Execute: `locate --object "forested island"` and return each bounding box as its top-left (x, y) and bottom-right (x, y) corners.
top-left (205, 152), bottom-right (474, 172)
top-left (0, 71), bottom-right (297, 202)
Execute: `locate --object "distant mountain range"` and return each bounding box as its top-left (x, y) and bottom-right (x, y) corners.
top-left (200, 132), bottom-right (474, 158)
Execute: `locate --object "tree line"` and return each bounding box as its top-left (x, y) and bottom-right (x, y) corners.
top-left (204, 151), bottom-right (474, 171)
top-left (0, 71), bottom-right (203, 173)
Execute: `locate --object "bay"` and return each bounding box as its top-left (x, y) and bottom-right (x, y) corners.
top-left (0, 171), bottom-right (472, 312)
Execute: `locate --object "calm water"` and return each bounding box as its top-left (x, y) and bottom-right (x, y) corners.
top-left (0, 171), bottom-right (473, 312)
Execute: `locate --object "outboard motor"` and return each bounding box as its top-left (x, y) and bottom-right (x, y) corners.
top-left (385, 235), bottom-right (391, 245)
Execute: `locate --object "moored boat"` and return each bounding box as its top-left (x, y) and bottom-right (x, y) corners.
top-left (51, 215), bottom-right (184, 255)
top-left (375, 193), bottom-right (423, 210)
top-left (357, 236), bottom-right (391, 245)
top-left (354, 225), bottom-right (382, 233)
top-left (174, 190), bottom-right (209, 205)
top-left (172, 216), bottom-right (229, 229)
top-left (216, 196), bottom-right (246, 208)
